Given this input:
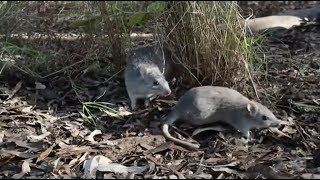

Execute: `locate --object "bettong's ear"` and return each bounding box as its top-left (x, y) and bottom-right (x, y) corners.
top-left (138, 68), bottom-right (149, 79)
top-left (247, 101), bottom-right (258, 116)
top-left (140, 66), bottom-right (159, 78)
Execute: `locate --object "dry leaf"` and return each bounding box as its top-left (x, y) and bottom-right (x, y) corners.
top-left (194, 172), bottom-right (212, 179)
top-left (139, 142), bottom-right (155, 150)
top-left (21, 160), bottom-right (31, 173)
top-left (269, 127), bottom-right (292, 138)
top-left (11, 160), bottom-right (31, 179)
top-left (10, 171), bottom-right (24, 179)
top-left (0, 131), bottom-right (4, 143)
top-left (312, 99), bottom-right (320, 105)
top-left (29, 132), bottom-right (51, 142)
top-left (83, 155), bottom-right (113, 178)
top-left (76, 152), bottom-right (89, 168)
top-left (85, 130), bottom-right (102, 143)
top-left (37, 143), bottom-right (56, 163)
top-left (52, 157), bottom-right (62, 170)
top-left (97, 163), bottom-right (148, 174)
top-left (69, 158), bottom-right (79, 167)
top-left (246, 164), bottom-right (293, 179)
top-left (118, 107), bottom-right (133, 116)
top-left (205, 157), bottom-right (221, 163)
top-left (1, 149), bottom-right (38, 159)
top-left (14, 140), bottom-right (42, 152)
top-left (216, 173), bottom-right (225, 179)
top-left (21, 106), bottom-right (33, 113)
top-left (213, 162), bottom-right (239, 168)
top-left (99, 139), bottom-right (116, 146)
top-left (70, 128), bottom-right (80, 137)
top-left (83, 155), bottom-right (148, 178)
top-left (169, 159), bottom-right (185, 166)
top-left (57, 145), bottom-right (98, 155)
top-left (35, 82), bottom-right (46, 90)
top-left (7, 81), bottom-right (22, 100)
top-left (168, 174), bottom-right (178, 179)
top-left (211, 167), bottom-right (244, 178)
top-left (281, 126), bottom-right (297, 135)
top-left (102, 109), bottom-right (124, 119)
top-left (301, 173), bottom-right (320, 179)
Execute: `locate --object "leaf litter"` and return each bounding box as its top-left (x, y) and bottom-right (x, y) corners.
top-left (1, 1), bottom-right (320, 179)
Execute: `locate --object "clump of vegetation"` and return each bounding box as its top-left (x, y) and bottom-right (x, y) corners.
top-left (155, 1), bottom-right (260, 91)
top-left (0, 1), bottom-right (264, 125)
top-left (0, 1), bottom-right (170, 80)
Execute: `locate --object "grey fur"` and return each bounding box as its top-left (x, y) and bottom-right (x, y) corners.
top-left (125, 45), bottom-right (174, 110)
top-left (242, 6), bottom-right (320, 34)
top-left (162, 86), bottom-right (283, 149)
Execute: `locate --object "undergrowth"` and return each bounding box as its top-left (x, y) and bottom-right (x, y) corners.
top-left (155, 1), bottom-right (266, 95)
top-left (0, 1), bottom-right (267, 126)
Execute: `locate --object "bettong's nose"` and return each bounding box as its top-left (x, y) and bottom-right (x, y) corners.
top-left (269, 119), bottom-right (282, 127)
top-left (270, 122), bottom-right (280, 127)
top-left (164, 89), bottom-right (172, 96)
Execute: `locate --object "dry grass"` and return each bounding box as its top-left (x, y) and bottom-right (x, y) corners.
top-left (0, 1), bottom-right (158, 125)
top-left (0, 1), bottom-right (261, 91)
top-left (0, 1), bottom-right (264, 107)
top-left (0, 1), bottom-right (135, 82)
top-left (155, 1), bottom-right (259, 91)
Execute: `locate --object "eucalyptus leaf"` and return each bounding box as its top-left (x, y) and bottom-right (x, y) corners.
top-left (70, 16), bottom-right (102, 34)
top-left (127, 12), bottom-right (149, 26)
top-left (147, 1), bottom-right (167, 15)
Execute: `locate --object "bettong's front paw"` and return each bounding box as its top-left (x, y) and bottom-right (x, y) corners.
top-left (242, 131), bottom-right (259, 145)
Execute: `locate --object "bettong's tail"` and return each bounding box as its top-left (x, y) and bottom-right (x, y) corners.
top-left (161, 123), bottom-right (200, 150)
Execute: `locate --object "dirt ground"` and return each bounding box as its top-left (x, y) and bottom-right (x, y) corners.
top-left (1, 1), bottom-right (320, 179)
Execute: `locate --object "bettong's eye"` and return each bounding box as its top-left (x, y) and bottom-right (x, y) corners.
top-left (262, 115), bottom-right (268, 121)
top-left (153, 81), bottom-right (159, 86)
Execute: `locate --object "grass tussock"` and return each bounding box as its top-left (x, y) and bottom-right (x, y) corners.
top-left (0, 1), bottom-right (158, 125)
top-left (156, 1), bottom-right (259, 90)
top-left (0, 1), bottom-right (267, 125)
top-left (0, 1), bottom-right (134, 82)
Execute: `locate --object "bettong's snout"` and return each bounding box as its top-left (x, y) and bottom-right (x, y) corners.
top-left (163, 88), bottom-right (172, 96)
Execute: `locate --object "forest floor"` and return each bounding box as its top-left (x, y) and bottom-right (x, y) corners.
top-left (0, 1), bottom-right (320, 179)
